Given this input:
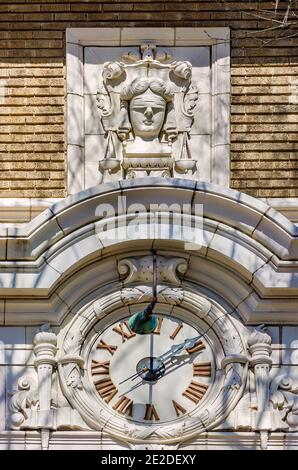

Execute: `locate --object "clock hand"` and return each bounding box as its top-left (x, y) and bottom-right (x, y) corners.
top-left (119, 334), bottom-right (154, 385)
top-left (120, 334), bottom-right (203, 384)
top-left (119, 365), bottom-right (149, 385)
top-left (155, 334), bottom-right (202, 364)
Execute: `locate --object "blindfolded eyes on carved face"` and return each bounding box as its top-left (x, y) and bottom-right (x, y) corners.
top-left (130, 91), bottom-right (166, 138)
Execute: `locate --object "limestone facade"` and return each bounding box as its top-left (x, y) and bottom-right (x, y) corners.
top-left (0, 1), bottom-right (298, 452)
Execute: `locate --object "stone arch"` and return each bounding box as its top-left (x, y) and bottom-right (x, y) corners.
top-left (2, 178), bottom-right (298, 325)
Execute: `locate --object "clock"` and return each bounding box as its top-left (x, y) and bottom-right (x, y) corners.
top-left (88, 314), bottom-right (215, 424)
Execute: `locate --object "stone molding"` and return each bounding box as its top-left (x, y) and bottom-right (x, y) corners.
top-left (0, 198), bottom-right (62, 224)
top-left (0, 197), bottom-right (297, 224)
top-left (0, 179), bottom-right (298, 324)
top-left (1, 430), bottom-right (297, 450)
top-left (263, 198), bottom-right (298, 224)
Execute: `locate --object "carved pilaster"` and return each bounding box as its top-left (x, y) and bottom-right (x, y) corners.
top-left (248, 326), bottom-right (272, 449)
top-left (248, 328), bottom-right (272, 413)
top-left (33, 324), bottom-right (58, 449)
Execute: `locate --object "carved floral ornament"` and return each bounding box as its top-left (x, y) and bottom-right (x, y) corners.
top-left (97, 44), bottom-right (199, 180)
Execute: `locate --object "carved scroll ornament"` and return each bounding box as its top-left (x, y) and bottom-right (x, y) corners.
top-left (118, 254), bottom-right (188, 285)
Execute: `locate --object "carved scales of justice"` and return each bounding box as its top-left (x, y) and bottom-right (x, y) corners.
top-left (97, 43), bottom-right (199, 180)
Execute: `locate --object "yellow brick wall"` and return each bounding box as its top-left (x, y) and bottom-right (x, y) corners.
top-left (0, 1), bottom-right (297, 198)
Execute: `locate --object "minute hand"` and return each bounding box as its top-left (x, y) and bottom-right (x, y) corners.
top-left (156, 335), bottom-right (202, 364)
top-left (122, 335), bottom-right (203, 384)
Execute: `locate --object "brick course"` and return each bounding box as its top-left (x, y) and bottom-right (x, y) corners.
top-left (0, 1), bottom-right (297, 198)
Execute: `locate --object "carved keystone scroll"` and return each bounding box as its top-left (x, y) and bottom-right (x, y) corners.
top-left (117, 255), bottom-right (188, 285)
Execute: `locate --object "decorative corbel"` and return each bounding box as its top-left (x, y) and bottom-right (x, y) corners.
top-left (248, 326), bottom-right (272, 450)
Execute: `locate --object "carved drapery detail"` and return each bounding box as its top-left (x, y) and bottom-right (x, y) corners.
top-left (97, 44), bottom-right (198, 181)
top-left (59, 330), bottom-right (85, 391)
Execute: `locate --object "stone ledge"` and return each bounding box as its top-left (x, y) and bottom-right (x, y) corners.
top-left (0, 430), bottom-right (296, 450)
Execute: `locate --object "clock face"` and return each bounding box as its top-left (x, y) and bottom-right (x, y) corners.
top-left (88, 314), bottom-right (215, 424)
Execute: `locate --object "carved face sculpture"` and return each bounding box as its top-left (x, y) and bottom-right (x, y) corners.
top-left (119, 78), bottom-right (173, 142)
top-left (129, 89), bottom-right (166, 139)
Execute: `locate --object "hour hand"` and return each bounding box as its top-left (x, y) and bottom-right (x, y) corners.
top-left (156, 335), bottom-right (202, 364)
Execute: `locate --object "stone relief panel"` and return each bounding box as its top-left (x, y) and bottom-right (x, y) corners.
top-left (66, 28), bottom-right (230, 193)
top-left (84, 44), bottom-right (211, 186)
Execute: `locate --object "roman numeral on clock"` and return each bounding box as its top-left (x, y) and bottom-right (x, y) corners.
top-left (94, 377), bottom-right (118, 403)
top-left (112, 321), bottom-right (136, 343)
top-left (96, 339), bottom-right (118, 355)
top-left (91, 360), bottom-right (110, 375)
top-left (193, 362), bottom-right (211, 377)
top-left (113, 396), bottom-right (134, 417)
top-left (143, 404), bottom-right (160, 421)
top-left (172, 400), bottom-right (187, 417)
top-left (186, 340), bottom-right (205, 354)
top-left (170, 323), bottom-right (183, 340)
top-left (153, 318), bottom-right (163, 335)
top-left (182, 381), bottom-right (208, 404)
